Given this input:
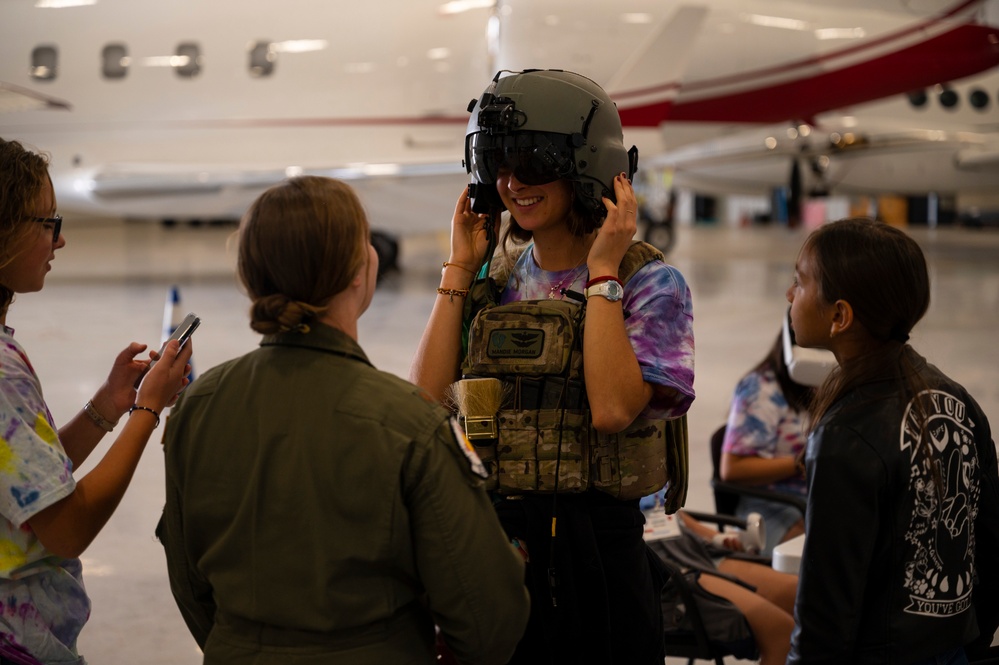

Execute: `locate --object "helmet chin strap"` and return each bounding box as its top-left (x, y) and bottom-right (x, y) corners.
top-left (462, 206), bottom-right (502, 326)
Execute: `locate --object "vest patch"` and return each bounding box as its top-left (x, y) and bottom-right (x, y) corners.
top-left (487, 328), bottom-right (545, 359)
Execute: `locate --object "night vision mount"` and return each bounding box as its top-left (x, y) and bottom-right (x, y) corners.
top-left (473, 92), bottom-right (529, 134)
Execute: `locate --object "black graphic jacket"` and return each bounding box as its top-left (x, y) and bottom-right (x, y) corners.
top-left (788, 351), bottom-right (999, 664)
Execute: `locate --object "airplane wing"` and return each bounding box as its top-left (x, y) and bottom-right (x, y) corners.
top-left (0, 81), bottom-right (70, 113)
top-left (86, 160), bottom-right (465, 200)
top-left (70, 159), bottom-right (468, 232)
top-left (645, 116), bottom-right (999, 196)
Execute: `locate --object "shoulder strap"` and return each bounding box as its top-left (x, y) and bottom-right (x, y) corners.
top-left (491, 240), bottom-right (663, 291)
top-left (618, 241), bottom-right (665, 285)
top-left (487, 244), bottom-right (527, 291)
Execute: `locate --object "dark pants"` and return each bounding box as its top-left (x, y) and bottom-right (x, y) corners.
top-left (0, 656), bottom-right (42, 665)
top-left (909, 647), bottom-right (969, 665)
top-left (494, 492), bottom-right (664, 665)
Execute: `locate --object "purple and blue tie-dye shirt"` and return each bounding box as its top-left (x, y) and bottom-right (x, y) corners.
top-left (0, 327), bottom-right (89, 665)
top-left (722, 365), bottom-right (808, 497)
top-left (500, 245), bottom-right (695, 420)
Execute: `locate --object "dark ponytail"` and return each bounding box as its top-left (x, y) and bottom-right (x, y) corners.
top-left (805, 219), bottom-right (937, 484)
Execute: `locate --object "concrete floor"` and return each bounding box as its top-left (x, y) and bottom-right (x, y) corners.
top-left (11, 217), bottom-right (999, 664)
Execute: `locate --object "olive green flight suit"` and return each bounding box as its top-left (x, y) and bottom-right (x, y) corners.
top-left (158, 323), bottom-right (529, 665)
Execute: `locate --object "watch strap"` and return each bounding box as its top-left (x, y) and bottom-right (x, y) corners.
top-left (84, 400), bottom-right (118, 432)
top-left (585, 280), bottom-right (624, 301)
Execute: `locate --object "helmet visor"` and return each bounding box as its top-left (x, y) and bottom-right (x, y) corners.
top-left (466, 131), bottom-right (575, 186)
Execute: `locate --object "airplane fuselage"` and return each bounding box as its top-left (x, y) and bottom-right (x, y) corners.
top-left (2, 0), bottom-right (997, 225)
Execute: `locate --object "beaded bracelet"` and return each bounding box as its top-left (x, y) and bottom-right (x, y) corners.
top-left (128, 404), bottom-right (161, 429)
top-left (436, 287), bottom-right (470, 303)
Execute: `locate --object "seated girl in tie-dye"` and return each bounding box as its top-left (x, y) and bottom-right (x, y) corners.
top-left (0, 138), bottom-right (192, 664)
top-left (720, 332), bottom-right (817, 555)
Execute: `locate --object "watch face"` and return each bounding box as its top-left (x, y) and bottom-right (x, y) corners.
top-left (605, 281), bottom-right (624, 300)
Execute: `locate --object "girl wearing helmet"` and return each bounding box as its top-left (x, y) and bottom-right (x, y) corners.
top-left (412, 70), bottom-right (695, 664)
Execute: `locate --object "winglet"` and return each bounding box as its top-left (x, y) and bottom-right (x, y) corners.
top-left (607, 5), bottom-right (709, 125)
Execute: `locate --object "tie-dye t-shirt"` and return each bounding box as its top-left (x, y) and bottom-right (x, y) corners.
top-left (500, 245), bottom-right (695, 420)
top-left (722, 365), bottom-right (808, 497)
top-left (0, 327), bottom-right (89, 665)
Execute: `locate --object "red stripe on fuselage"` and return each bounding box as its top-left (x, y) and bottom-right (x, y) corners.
top-left (617, 22), bottom-right (999, 126)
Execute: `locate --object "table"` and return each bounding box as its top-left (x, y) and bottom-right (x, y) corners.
top-left (772, 533), bottom-right (805, 574)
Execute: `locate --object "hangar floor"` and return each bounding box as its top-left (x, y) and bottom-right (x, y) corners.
top-left (14, 218), bottom-right (998, 664)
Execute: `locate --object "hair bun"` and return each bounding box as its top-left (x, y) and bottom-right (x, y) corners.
top-left (249, 295), bottom-right (323, 334)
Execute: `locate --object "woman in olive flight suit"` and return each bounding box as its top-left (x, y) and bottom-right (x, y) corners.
top-left (158, 176), bottom-right (529, 665)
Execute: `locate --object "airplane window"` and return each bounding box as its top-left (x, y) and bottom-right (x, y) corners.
top-left (938, 88), bottom-right (959, 109)
top-left (174, 42), bottom-right (202, 78)
top-left (907, 89), bottom-right (927, 108)
top-left (249, 41), bottom-right (276, 77)
top-left (30, 45), bottom-right (57, 81)
top-left (250, 41), bottom-right (277, 77)
top-left (102, 43), bottom-right (129, 80)
top-left (969, 89), bottom-right (990, 111)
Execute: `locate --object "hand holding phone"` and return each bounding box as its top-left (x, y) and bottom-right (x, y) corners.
top-left (135, 312), bottom-right (200, 388)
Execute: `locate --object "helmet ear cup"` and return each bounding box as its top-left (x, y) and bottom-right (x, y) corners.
top-left (469, 182), bottom-right (503, 215)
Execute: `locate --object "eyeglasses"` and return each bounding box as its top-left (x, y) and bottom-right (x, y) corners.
top-left (30, 214), bottom-right (62, 242)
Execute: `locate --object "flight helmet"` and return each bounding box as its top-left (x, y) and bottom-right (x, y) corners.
top-left (464, 69), bottom-right (638, 216)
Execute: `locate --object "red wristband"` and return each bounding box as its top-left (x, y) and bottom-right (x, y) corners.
top-left (585, 275), bottom-right (621, 289)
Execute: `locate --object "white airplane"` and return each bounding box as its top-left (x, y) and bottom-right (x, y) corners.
top-left (2, 0), bottom-right (998, 253)
top-left (643, 65), bottom-right (999, 225)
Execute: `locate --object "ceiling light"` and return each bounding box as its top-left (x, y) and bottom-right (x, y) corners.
top-left (35, 0), bottom-right (96, 7)
top-left (438, 0), bottom-right (494, 15)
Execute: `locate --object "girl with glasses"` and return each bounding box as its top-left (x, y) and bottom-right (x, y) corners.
top-left (0, 137), bottom-right (192, 665)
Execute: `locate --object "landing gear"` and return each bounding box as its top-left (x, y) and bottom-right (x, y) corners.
top-left (158, 218), bottom-right (238, 227)
top-left (640, 190), bottom-right (677, 255)
top-left (370, 230), bottom-right (400, 280)
top-left (643, 219), bottom-right (675, 255)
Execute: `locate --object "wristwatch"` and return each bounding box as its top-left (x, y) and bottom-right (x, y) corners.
top-left (584, 279), bottom-right (624, 302)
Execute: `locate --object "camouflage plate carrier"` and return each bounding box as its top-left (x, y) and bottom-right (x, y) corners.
top-left (459, 241), bottom-right (688, 507)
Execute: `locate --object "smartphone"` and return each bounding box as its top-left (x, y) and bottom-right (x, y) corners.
top-left (134, 312), bottom-right (200, 388)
